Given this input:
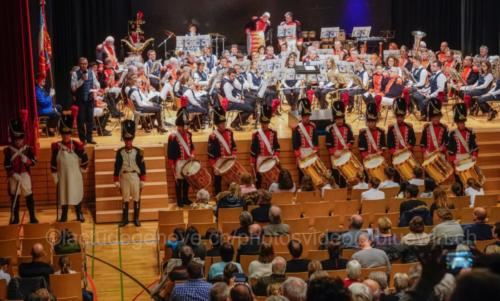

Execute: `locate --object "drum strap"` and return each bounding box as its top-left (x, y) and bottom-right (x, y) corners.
top-left (429, 124), bottom-right (440, 150)
top-left (298, 123), bottom-right (314, 148)
top-left (9, 145), bottom-right (27, 162)
top-left (365, 128), bottom-right (379, 152)
top-left (332, 124), bottom-right (347, 148)
top-left (257, 129), bottom-right (274, 155)
top-left (173, 131), bottom-right (191, 156)
top-left (214, 129), bottom-right (232, 155)
top-left (454, 129), bottom-right (470, 154)
top-left (393, 123), bottom-right (406, 148)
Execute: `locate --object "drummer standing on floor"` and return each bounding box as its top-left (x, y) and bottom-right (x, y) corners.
top-left (208, 106), bottom-right (237, 194)
top-left (358, 102), bottom-right (386, 161)
top-left (167, 108), bottom-right (195, 207)
top-left (292, 98), bottom-right (318, 181)
top-left (387, 97), bottom-right (416, 156)
top-left (325, 100), bottom-right (354, 188)
top-left (250, 106), bottom-right (281, 189)
top-left (114, 120), bottom-right (145, 227)
top-left (50, 115), bottom-right (89, 222)
top-left (420, 98), bottom-right (448, 158)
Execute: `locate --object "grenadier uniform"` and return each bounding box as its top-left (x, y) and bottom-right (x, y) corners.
top-left (420, 98), bottom-right (449, 158)
top-left (387, 97), bottom-right (416, 154)
top-left (50, 115), bottom-right (89, 222)
top-left (358, 102), bottom-right (386, 160)
top-left (4, 118), bottom-right (38, 224)
top-left (447, 103), bottom-right (479, 163)
top-left (113, 120), bottom-right (146, 227)
top-left (292, 98), bottom-right (318, 181)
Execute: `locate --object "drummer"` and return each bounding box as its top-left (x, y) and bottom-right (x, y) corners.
top-left (358, 102), bottom-right (386, 161)
top-left (447, 103), bottom-right (479, 184)
top-left (250, 106), bottom-right (281, 189)
top-left (326, 100), bottom-right (354, 188)
top-left (387, 97), bottom-right (416, 156)
top-left (292, 98), bottom-right (318, 181)
top-left (420, 98), bottom-right (449, 158)
top-left (208, 106), bottom-right (237, 194)
top-left (167, 107), bottom-right (195, 208)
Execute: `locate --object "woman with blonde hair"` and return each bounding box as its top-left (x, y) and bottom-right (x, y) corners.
top-left (430, 187), bottom-right (454, 218)
top-left (374, 217), bottom-right (399, 247)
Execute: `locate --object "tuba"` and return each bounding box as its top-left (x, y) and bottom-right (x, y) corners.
top-left (411, 30), bottom-right (426, 54)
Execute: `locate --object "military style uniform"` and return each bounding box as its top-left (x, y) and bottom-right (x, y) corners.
top-left (420, 98), bottom-right (449, 158)
top-left (292, 98), bottom-right (318, 181)
top-left (358, 102), bottom-right (386, 160)
top-left (387, 98), bottom-right (416, 155)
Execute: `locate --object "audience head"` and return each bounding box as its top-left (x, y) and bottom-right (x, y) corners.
top-left (249, 223), bottom-right (262, 237)
top-left (494, 222), bottom-right (500, 240)
top-left (409, 216), bottom-right (425, 234)
top-left (0, 258), bottom-right (9, 272)
top-left (369, 177), bottom-right (381, 189)
top-left (349, 214), bottom-right (364, 230)
top-left (449, 269), bottom-right (500, 301)
top-left (300, 175), bottom-right (315, 192)
top-left (26, 288), bottom-right (53, 301)
top-left (327, 240), bottom-right (342, 260)
top-left (347, 260), bottom-right (362, 281)
top-left (240, 173), bottom-right (254, 187)
top-left (258, 242), bottom-right (274, 264)
top-left (451, 182), bottom-right (464, 197)
top-left (184, 226), bottom-right (201, 247)
top-left (473, 207), bottom-right (487, 223)
top-left (58, 256), bottom-right (72, 274)
top-left (282, 277), bottom-right (307, 301)
top-left (187, 261), bottom-right (203, 279)
top-left (307, 276), bottom-right (351, 301)
top-left (368, 271), bottom-right (388, 290)
top-left (433, 187), bottom-right (449, 208)
top-left (349, 282), bottom-right (372, 301)
top-left (239, 211), bottom-right (253, 230)
top-left (31, 243), bottom-right (46, 261)
top-left (206, 228), bottom-right (222, 249)
top-left (196, 189), bottom-right (210, 204)
top-left (405, 184), bottom-right (419, 198)
top-left (230, 283), bottom-right (254, 301)
top-left (258, 189), bottom-right (272, 206)
top-left (467, 178), bottom-right (482, 190)
top-left (393, 273), bottom-right (409, 293)
top-left (307, 260), bottom-right (323, 278)
top-left (223, 262), bottom-right (239, 285)
top-left (384, 167), bottom-right (396, 181)
top-left (220, 242), bottom-right (235, 263)
top-left (288, 239), bottom-right (304, 259)
top-left (413, 167), bottom-right (424, 179)
top-left (228, 182), bottom-right (242, 198)
top-left (210, 282), bottom-right (230, 301)
top-left (269, 206), bottom-right (283, 225)
top-left (408, 264), bottom-right (422, 287)
top-left (271, 256), bottom-right (287, 275)
top-left (357, 232), bottom-right (372, 249)
top-left (377, 217), bottom-right (393, 235)
top-left (178, 245), bottom-right (194, 266)
top-left (173, 227), bottom-right (186, 242)
top-left (424, 177), bottom-right (437, 193)
top-left (436, 208), bottom-right (453, 222)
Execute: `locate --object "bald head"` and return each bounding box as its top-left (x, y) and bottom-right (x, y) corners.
top-left (230, 283), bottom-right (253, 301)
top-left (269, 206), bottom-right (282, 224)
top-left (31, 243), bottom-right (45, 260)
top-left (272, 256), bottom-right (287, 275)
top-left (350, 214), bottom-right (363, 230)
top-left (473, 207), bottom-right (487, 223)
top-left (249, 223), bottom-right (262, 237)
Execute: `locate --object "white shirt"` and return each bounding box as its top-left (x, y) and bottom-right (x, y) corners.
top-left (268, 182), bottom-right (296, 193)
top-left (379, 180), bottom-right (400, 189)
top-left (361, 188), bottom-right (385, 201)
top-left (429, 71), bottom-right (446, 98)
top-left (353, 182), bottom-right (369, 190)
top-left (465, 187), bottom-right (484, 207)
top-left (0, 269), bottom-right (11, 284)
top-left (409, 178), bottom-right (425, 186)
top-left (183, 89), bottom-right (203, 107)
top-left (222, 79), bottom-right (243, 103)
top-left (413, 67), bottom-right (428, 88)
top-left (125, 86), bottom-right (154, 108)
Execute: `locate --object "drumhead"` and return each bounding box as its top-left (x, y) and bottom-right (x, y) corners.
top-left (334, 152), bottom-right (351, 166)
top-left (364, 156), bottom-right (384, 168)
top-left (258, 158), bottom-right (277, 173)
top-left (217, 158), bottom-right (236, 173)
top-left (182, 160), bottom-right (201, 177)
top-left (456, 161), bottom-right (475, 171)
top-left (393, 151), bottom-right (411, 165)
top-left (299, 156), bottom-right (317, 168)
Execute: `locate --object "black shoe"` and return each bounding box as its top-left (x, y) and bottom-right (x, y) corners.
top-left (176, 200), bottom-right (184, 208)
top-left (26, 195), bottom-right (39, 224)
top-left (133, 202), bottom-right (141, 227)
top-left (488, 110), bottom-right (497, 121)
top-left (75, 204), bottom-right (85, 222)
top-left (118, 203), bottom-right (129, 227)
top-left (183, 199), bottom-right (193, 206)
top-left (158, 127), bottom-right (168, 134)
top-left (87, 140), bottom-right (97, 145)
top-left (9, 197), bottom-right (20, 224)
top-left (59, 205), bottom-right (68, 222)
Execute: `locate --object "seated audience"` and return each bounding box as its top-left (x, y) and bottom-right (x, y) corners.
top-left (352, 172), bottom-right (369, 190)
top-left (464, 178), bottom-right (485, 207)
top-left (35, 76), bottom-right (60, 136)
top-left (281, 277), bottom-right (307, 301)
top-left (240, 173), bottom-right (257, 195)
top-left (182, 226), bottom-right (206, 260)
top-left (190, 189), bottom-right (212, 209)
top-left (344, 259), bottom-right (362, 288)
top-left (419, 178), bottom-right (437, 198)
top-left (462, 207), bottom-right (493, 241)
top-left (210, 282), bottom-right (229, 301)
top-left (340, 214), bottom-right (364, 248)
top-left (362, 279), bottom-right (380, 300)
top-left (237, 224), bottom-right (263, 261)
top-left (248, 242), bottom-right (274, 280)
top-left (429, 187), bottom-right (455, 219)
top-left (451, 182), bottom-right (465, 197)
top-left (230, 283), bottom-right (255, 301)
top-left (399, 184), bottom-right (432, 227)
top-left (400, 216), bottom-right (431, 246)
top-left (308, 276), bottom-right (351, 301)
top-left (408, 166), bottom-right (425, 186)
top-left (286, 240), bottom-right (311, 273)
top-left (170, 262), bottom-right (212, 301)
top-left (18, 243), bottom-right (54, 283)
top-left (168, 245), bottom-right (193, 281)
top-left (484, 222), bottom-right (500, 254)
top-left (298, 175), bottom-right (315, 192)
top-left (215, 182), bottom-right (245, 217)
top-left (0, 258), bottom-right (11, 284)
top-left (269, 169), bottom-right (296, 193)
top-left (231, 211), bottom-right (253, 237)
top-left (349, 282), bottom-right (373, 300)
top-left (263, 206), bottom-right (290, 236)
top-left (389, 272), bottom-right (410, 300)
top-left (361, 177), bottom-right (385, 201)
top-left (251, 190), bottom-right (272, 223)
top-left (307, 260), bottom-right (323, 279)
top-left (165, 227), bottom-right (185, 259)
top-left (379, 167), bottom-right (400, 189)
top-left (431, 208), bottom-right (464, 245)
top-left (208, 242), bottom-right (243, 281)
top-left (252, 256), bottom-right (287, 296)
top-left (54, 256), bottom-right (76, 275)
top-left (368, 271), bottom-right (394, 301)
top-left (374, 217), bottom-right (399, 247)
top-left (223, 263), bottom-right (240, 287)
top-left (352, 232), bottom-right (391, 272)
top-left (205, 228), bottom-right (222, 257)
top-left (26, 288), bottom-right (56, 301)
top-left (395, 181), bottom-right (408, 199)
top-left (321, 240), bottom-right (348, 270)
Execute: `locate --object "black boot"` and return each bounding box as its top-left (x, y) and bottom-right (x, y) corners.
top-left (9, 197), bottom-right (20, 224)
top-left (175, 180), bottom-right (184, 208)
top-left (133, 202), bottom-right (141, 227)
top-left (59, 205), bottom-right (68, 222)
top-left (25, 194), bottom-right (38, 224)
top-left (118, 202), bottom-right (129, 227)
top-left (182, 180), bottom-right (192, 206)
top-left (75, 203), bottom-right (85, 222)
top-left (488, 110), bottom-right (498, 121)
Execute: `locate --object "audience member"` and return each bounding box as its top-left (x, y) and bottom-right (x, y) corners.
top-left (368, 271), bottom-right (394, 301)
top-left (231, 211), bottom-right (253, 237)
top-left (223, 262), bottom-right (240, 287)
top-left (240, 173), bottom-right (257, 195)
top-left (449, 269), bottom-right (500, 301)
top-left (429, 187), bottom-right (455, 218)
top-left (182, 226), bottom-right (207, 260)
top-left (349, 282), bottom-right (373, 301)
top-left (352, 232), bottom-right (391, 272)
top-left (18, 243), bottom-right (54, 283)
top-left (170, 262), bottom-right (212, 301)
top-left (286, 240), bottom-right (311, 273)
top-left (252, 256), bottom-right (287, 296)
top-left (374, 217), bottom-right (399, 247)
top-left (395, 181), bottom-right (408, 199)
top-left (361, 177), bottom-right (385, 201)
top-left (165, 227), bottom-right (185, 257)
top-left (408, 166), bottom-right (424, 186)
top-left (340, 214), bottom-right (364, 248)
top-left (208, 242), bottom-right (243, 281)
top-left (321, 240), bottom-right (348, 270)
top-left (205, 228), bottom-right (222, 257)
top-left (168, 245), bottom-right (193, 281)
top-left (248, 242), bottom-right (274, 279)
top-left (215, 183), bottom-right (245, 217)
top-left (54, 256), bottom-right (76, 275)
top-left (353, 172), bottom-right (369, 190)
top-left (379, 167), bottom-right (400, 189)
top-left (251, 189), bottom-right (272, 223)
top-left (0, 258), bottom-right (11, 284)
top-left (363, 279), bottom-right (381, 300)
top-left (451, 182), bottom-right (464, 197)
top-left (230, 283), bottom-right (254, 301)
top-left (191, 189), bottom-right (212, 209)
top-left (281, 277), bottom-right (307, 301)
top-left (419, 178), bottom-right (437, 198)
top-left (269, 169), bottom-right (296, 193)
top-left (307, 276), bottom-right (351, 301)
top-left (298, 175), bottom-right (315, 192)
top-left (263, 206), bottom-right (290, 236)
top-left (344, 260), bottom-right (362, 288)
top-left (237, 224), bottom-right (263, 261)
top-left (210, 282), bottom-right (229, 301)
top-left (484, 222), bottom-right (500, 254)
top-left (431, 208), bottom-right (464, 245)
top-left (400, 216), bottom-right (431, 246)
top-left (389, 273), bottom-right (409, 299)
top-left (398, 184), bottom-right (432, 227)
top-left (462, 207), bottom-right (493, 241)
top-left (26, 288), bottom-right (55, 301)
top-left (464, 178), bottom-right (485, 207)
top-left (307, 260), bottom-right (323, 278)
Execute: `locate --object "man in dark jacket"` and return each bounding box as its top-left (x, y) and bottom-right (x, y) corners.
top-left (236, 224), bottom-right (262, 262)
top-left (399, 184), bottom-right (432, 227)
top-left (462, 207), bottom-right (493, 241)
top-left (252, 256), bottom-right (287, 296)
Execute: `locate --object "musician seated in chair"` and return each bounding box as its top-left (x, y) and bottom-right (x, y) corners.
top-left (93, 96), bottom-right (112, 136)
top-left (281, 56), bottom-right (302, 111)
top-left (358, 102), bottom-right (386, 161)
top-left (221, 68), bottom-right (254, 131)
top-left (387, 98), bottom-right (415, 157)
top-left (346, 62), bottom-right (369, 112)
top-left (459, 61), bottom-right (494, 114)
top-left (477, 77), bottom-right (500, 121)
top-left (183, 82), bottom-right (209, 131)
top-left (412, 61), bottom-right (447, 120)
top-left (35, 76), bottom-right (60, 136)
top-left (378, 70), bottom-right (404, 108)
top-left (144, 50), bottom-right (165, 91)
top-left (315, 58), bottom-right (340, 109)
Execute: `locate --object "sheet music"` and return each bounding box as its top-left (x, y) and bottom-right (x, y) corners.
top-left (351, 26), bottom-right (372, 38)
top-left (277, 25), bottom-right (297, 38)
top-left (320, 27), bottom-right (340, 39)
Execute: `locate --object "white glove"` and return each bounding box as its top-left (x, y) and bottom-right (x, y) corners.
top-left (51, 173), bottom-right (58, 184)
top-left (114, 182), bottom-right (120, 188)
top-left (12, 173), bottom-right (22, 182)
top-left (50, 88), bottom-right (56, 97)
top-left (139, 181), bottom-right (145, 189)
top-left (21, 156), bottom-right (28, 164)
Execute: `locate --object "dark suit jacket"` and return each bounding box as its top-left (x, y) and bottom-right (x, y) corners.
top-left (285, 258), bottom-right (310, 273)
top-left (462, 223), bottom-right (493, 241)
top-left (251, 204), bottom-right (271, 223)
top-left (237, 237), bottom-right (261, 262)
top-left (252, 274), bottom-right (287, 296)
top-left (321, 258), bottom-right (348, 270)
top-left (18, 261), bottom-right (54, 284)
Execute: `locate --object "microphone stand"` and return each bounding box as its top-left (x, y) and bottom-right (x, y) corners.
top-left (157, 34), bottom-right (173, 60)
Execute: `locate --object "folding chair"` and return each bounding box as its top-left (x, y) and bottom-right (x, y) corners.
top-left (313, 216), bottom-right (342, 232)
top-left (360, 200), bottom-right (388, 215)
top-left (475, 239), bottom-right (496, 253)
top-left (360, 266), bottom-right (387, 279)
top-left (296, 191), bottom-right (322, 203)
top-left (450, 196), bottom-right (471, 209)
top-left (50, 273), bottom-right (83, 301)
top-left (323, 188), bottom-right (348, 201)
top-left (372, 212), bottom-right (399, 228)
top-left (286, 272), bottom-right (308, 281)
top-left (351, 189), bottom-right (368, 201)
top-left (272, 192), bottom-right (295, 205)
top-left (380, 187), bottom-right (400, 198)
top-left (387, 198), bottom-right (403, 213)
top-left (307, 250), bottom-right (329, 261)
top-left (488, 206), bottom-right (500, 222)
top-left (188, 209), bottom-right (214, 224)
top-left (158, 210), bottom-right (185, 225)
top-left (220, 222), bottom-right (240, 235)
top-left (239, 254), bottom-right (258, 275)
top-left (341, 248), bottom-right (358, 260)
top-left (293, 232), bottom-right (322, 251)
top-left (0, 225), bottom-right (20, 241)
top-left (475, 194), bottom-right (498, 208)
top-left (333, 200), bottom-right (360, 216)
top-left (188, 223), bottom-right (218, 236)
top-left (218, 207), bottom-right (244, 223)
top-left (392, 227), bottom-right (410, 240)
top-left (22, 223), bottom-right (52, 239)
top-left (327, 269), bottom-right (347, 279)
top-left (280, 204), bottom-right (304, 220)
top-left (0, 239), bottom-right (18, 265)
top-left (285, 218), bottom-right (311, 234)
top-left (457, 208), bottom-right (475, 223)
top-left (302, 202), bottom-right (333, 218)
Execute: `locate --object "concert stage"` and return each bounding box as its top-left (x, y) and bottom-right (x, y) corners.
top-left (1, 107), bottom-right (500, 224)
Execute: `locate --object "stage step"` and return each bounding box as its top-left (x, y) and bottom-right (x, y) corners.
top-left (95, 207), bottom-right (167, 223)
top-left (94, 156), bottom-right (166, 170)
top-left (95, 194), bottom-right (169, 210)
top-left (94, 144), bottom-right (166, 159)
top-left (477, 153), bottom-right (500, 165)
top-left (95, 169), bottom-right (167, 184)
top-left (95, 181), bottom-right (168, 198)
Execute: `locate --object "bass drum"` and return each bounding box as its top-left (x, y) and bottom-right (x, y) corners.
top-left (181, 160), bottom-right (212, 190)
top-left (422, 151), bottom-right (453, 184)
top-left (257, 157), bottom-right (281, 189)
top-left (215, 157), bottom-right (247, 185)
top-left (392, 149), bottom-right (419, 181)
top-left (363, 154), bottom-right (388, 182)
top-left (331, 151), bottom-right (363, 184)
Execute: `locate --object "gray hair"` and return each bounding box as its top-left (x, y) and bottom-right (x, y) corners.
top-left (272, 256), bottom-right (287, 275)
top-left (196, 189), bottom-right (210, 203)
top-left (369, 271), bottom-right (388, 290)
top-left (281, 277), bottom-right (307, 301)
top-left (346, 260), bottom-right (362, 280)
top-left (210, 282), bottom-right (229, 301)
top-left (269, 206), bottom-right (282, 224)
top-left (349, 283), bottom-right (373, 301)
top-left (239, 211), bottom-right (253, 228)
top-left (393, 273), bottom-right (409, 292)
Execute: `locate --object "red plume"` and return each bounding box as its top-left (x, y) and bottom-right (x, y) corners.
top-left (403, 88), bottom-right (410, 106)
top-left (137, 11), bottom-right (144, 21)
top-left (463, 94), bottom-right (471, 109)
top-left (437, 91), bottom-right (445, 103)
top-left (374, 94), bottom-right (382, 112)
top-left (341, 91), bottom-right (349, 108)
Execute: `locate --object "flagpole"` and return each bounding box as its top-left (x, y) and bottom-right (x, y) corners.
top-left (40, 0), bottom-right (56, 106)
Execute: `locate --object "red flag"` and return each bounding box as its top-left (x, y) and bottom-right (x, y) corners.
top-left (38, 0), bottom-right (52, 80)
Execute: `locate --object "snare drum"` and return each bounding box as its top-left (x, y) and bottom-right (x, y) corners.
top-left (363, 154), bottom-right (388, 181)
top-left (331, 151), bottom-right (363, 184)
top-left (455, 159), bottom-right (485, 185)
top-left (257, 157), bottom-right (281, 189)
top-left (392, 149), bottom-right (419, 181)
top-left (181, 159), bottom-right (212, 190)
top-left (299, 154), bottom-right (331, 187)
top-left (422, 151), bottom-right (453, 184)
top-left (214, 157), bottom-right (247, 185)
